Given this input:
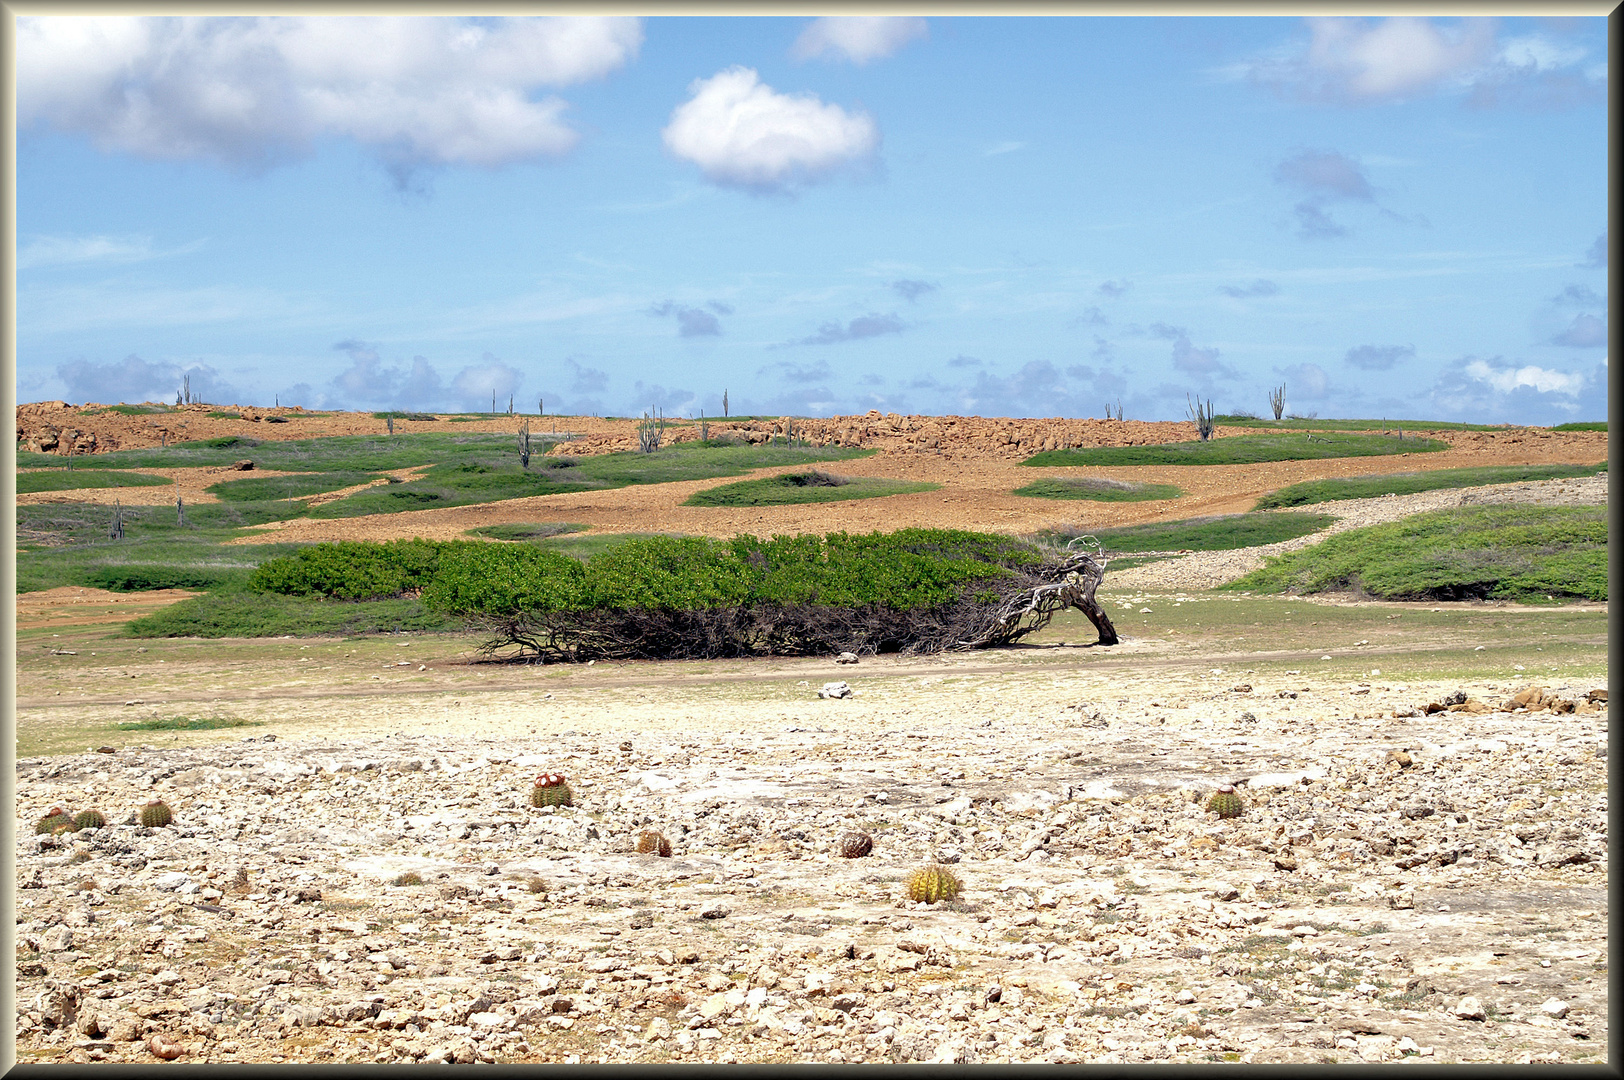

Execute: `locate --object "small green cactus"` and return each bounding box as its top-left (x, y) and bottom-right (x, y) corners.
top-left (907, 864), bottom-right (962, 905)
top-left (35, 808), bottom-right (72, 835)
top-left (636, 830), bottom-right (672, 857)
top-left (140, 800), bottom-right (174, 828)
top-left (72, 809), bottom-right (107, 832)
top-left (1206, 785), bottom-right (1245, 819)
top-left (530, 773), bottom-right (574, 808)
top-left (839, 831), bottom-right (873, 858)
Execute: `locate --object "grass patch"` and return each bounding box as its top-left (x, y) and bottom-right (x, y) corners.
top-left (536, 531), bottom-right (673, 561)
top-left (1551, 421), bottom-right (1606, 432)
top-left (206, 411), bottom-right (242, 420)
top-left (17, 470), bottom-right (172, 494)
top-left (464, 522), bottom-right (590, 542)
top-left (1042, 512), bottom-right (1336, 554)
top-left (83, 565), bottom-right (254, 593)
top-left (89, 404), bottom-right (173, 416)
top-left (1224, 504), bottom-right (1606, 603)
top-left (1013, 477), bottom-right (1183, 502)
top-left (1254, 462), bottom-right (1606, 509)
top-left (206, 471), bottom-right (383, 501)
top-left (1023, 431), bottom-right (1447, 467)
top-left (373, 411), bottom-right (438, 421)
top-left (683, 471), bottom-right (936, 507)
top-left (115, 715), bottom-right (260, 731)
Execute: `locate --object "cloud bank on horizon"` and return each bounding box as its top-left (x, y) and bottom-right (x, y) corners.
top-left (15, 14), bottom-right (1607, 426)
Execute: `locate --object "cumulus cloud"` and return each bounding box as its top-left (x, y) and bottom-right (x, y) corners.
top-left (1551, 313), bottom-right (1606, 348)
top-left (450, 354), bottom-right (525, 411)
top-left (1096, 279), bottom-right (1130, 299)
top-left (1150, 322), bottom-right (1232, 378)
top-left (946, 355), bottom-right (982, 368)
top-left (891, 279), bottom-right (936, 303)
top-left (760, 359), bottom-right (834, 385)
top-left (787, 312), bottom-right (905, 347)
top-left (565, 358), bottom-right (610, 393)
top-left (649, 301), bottom-right (723, 337)
top-left (1344, 343), bottom-right (1415, 370)
top-left (628, 381), bottom-right (695, 414)
top-left (1281, 363), bottom-right (1330, 400)
top-left (1218, 279), bottom-right (1280, 299)
top-left (661, 66), bottom-right (878, 194)
top-left (790, 17), bottom-right (927, 64)
top-left (325, 340), bottom-right (523, 411)
top-left (1232, 17), bottom-right (1602, 109)
top-left (1239, 17), bottom-right (1497, 103)
top-left (1456, 357), bottom-right (1586, 397)
top-left (56, 353), bottom-right (241, 405)
top-left (16, 16), bottom-right (642, 178)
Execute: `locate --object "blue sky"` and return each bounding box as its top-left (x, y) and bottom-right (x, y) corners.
top-left (14, 14), bottom-right (1609, 424)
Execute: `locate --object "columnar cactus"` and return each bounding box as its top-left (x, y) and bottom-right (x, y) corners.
top-left (530, 772), bottom-right (574, 808)
top-left (636, 830), bottom-right (673, 857)
top-left (839, 831), bottom-right (873, 858)
top-left (907, 864), bottom-right (962, 905)
top-left (1206, 784), bottom-right (1245, 819)
top-left (140, 800), bottom-right (174, 828)
top-left (72, 809), bottom-right (107, 832)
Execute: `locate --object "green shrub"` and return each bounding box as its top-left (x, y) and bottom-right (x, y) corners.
top-left (249, 538), bottom-right (451, 600)
top-left (83, 565), bottom-right (252, 592)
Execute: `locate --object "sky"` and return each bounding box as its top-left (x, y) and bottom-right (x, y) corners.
top-left (13, 13), bottom-right (1610, 425)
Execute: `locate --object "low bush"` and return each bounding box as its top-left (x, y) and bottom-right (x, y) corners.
top-left (125, 589), bottom-right (461, 638)
top-left (249, 538), bottom-right (452, 600)
top-left (1551, 421), bottom-right (1606, 432)
top-left (83, 565), bottom-right (253, 593)
top-left (1224, 505), bottom-right (1606, 602)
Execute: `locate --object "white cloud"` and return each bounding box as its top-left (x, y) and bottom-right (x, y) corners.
top-left (1463, 359), bottom-right (1584, 396)
top-left (790, 17), bottom-right (926, 65)
top-left (1496, 35), bottom-right (1587, 72)
top-left (16, 16), bottom-right (641, 174)
top-left (662, 67), bottom-right (878, 193)
top-left (983, 141), bottom-right (1024, 157)
top-left (16, 233), bottom-right (182, 270)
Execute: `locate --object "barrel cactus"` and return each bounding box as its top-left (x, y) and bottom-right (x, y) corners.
top-left (907, 864), bottom-right (962, 905)
top-left (839, 831), bottom-right (873, 858)
top-left (140, 800), bottom-right (174, 828)
top-left (636, 830), bottom-right (672, 857)
top-left (72, 809), bottom-right (106, 832)
top-left (35, 807), bottom-right (72, 835)
top-left (1206, 784), bottom-right (1245, 819)
top-left (530, 772), bottom-right (574, 808)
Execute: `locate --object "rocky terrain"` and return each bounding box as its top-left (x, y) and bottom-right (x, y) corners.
top-left (16, 671), bottom-right (1607, 1065)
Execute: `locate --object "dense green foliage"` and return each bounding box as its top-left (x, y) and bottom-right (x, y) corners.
top-left (249, 538), bottom-right (452, 600)
top-left (1253, 462), bottom-right (1607, 509)
top-left (125, 591), bottom-right (460, 638)
top-left (1023, 431), bottom-right (1447, 468)
top-left (1224, 505), bottom-right (1606, 603)
top-left (684, 471), bottom-right (938, 507)
top-left (17, 470), bottom-right (171, 494)
top-left (84, 565), bottom-right (254, 593)
top-left (1042, 512), bottom-right (1336, 554)
top-left (1013, 477), bottom-right (1183, 502)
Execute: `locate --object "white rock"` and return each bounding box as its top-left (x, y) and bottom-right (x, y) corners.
top-left (819, 681), bottom-right (853, 699)
top-left (1452, 995), bottom-right (1487, 1021)
top-left (1540, 998), bottom-right (1569, 1019)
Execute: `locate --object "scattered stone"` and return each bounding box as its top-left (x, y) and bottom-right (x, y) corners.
top-left (819, 681), bottom-right (853, 699)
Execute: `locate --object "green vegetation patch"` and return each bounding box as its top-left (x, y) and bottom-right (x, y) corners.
top-left (1212, 415), bottom-right (1502, 433)
top-left (18, 470), bottom-right (172, 494)
top-left (1254, 462), bottom-right (1607, 509)
top-left (1551, 421), bottom-right (1606, 432)
top-left (1224, 504), bottom-right (1606, 603)
top-left (84, 565), bottom-right (253, 593)
top-left (465, 522), bottom-right (591, 542)
top-left (125, 590), bottom-right (461, 639)
top-left (684, 470), bottom-right (937, 507)
top-left (207, 471), bottom-right (383, 502)
top-left (91, 404), bottom-right (173, 416)
top-left (1014, 477), bottom-right (1183, 502)
top-left (1044, 512), bottom-right (1336, 554)
top-left (1023, 431), bottom-right (1447, 468)
top-left (373, 411), bottom-right (438, 421)
top-left (115, 715), bottom-right (260, 731)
